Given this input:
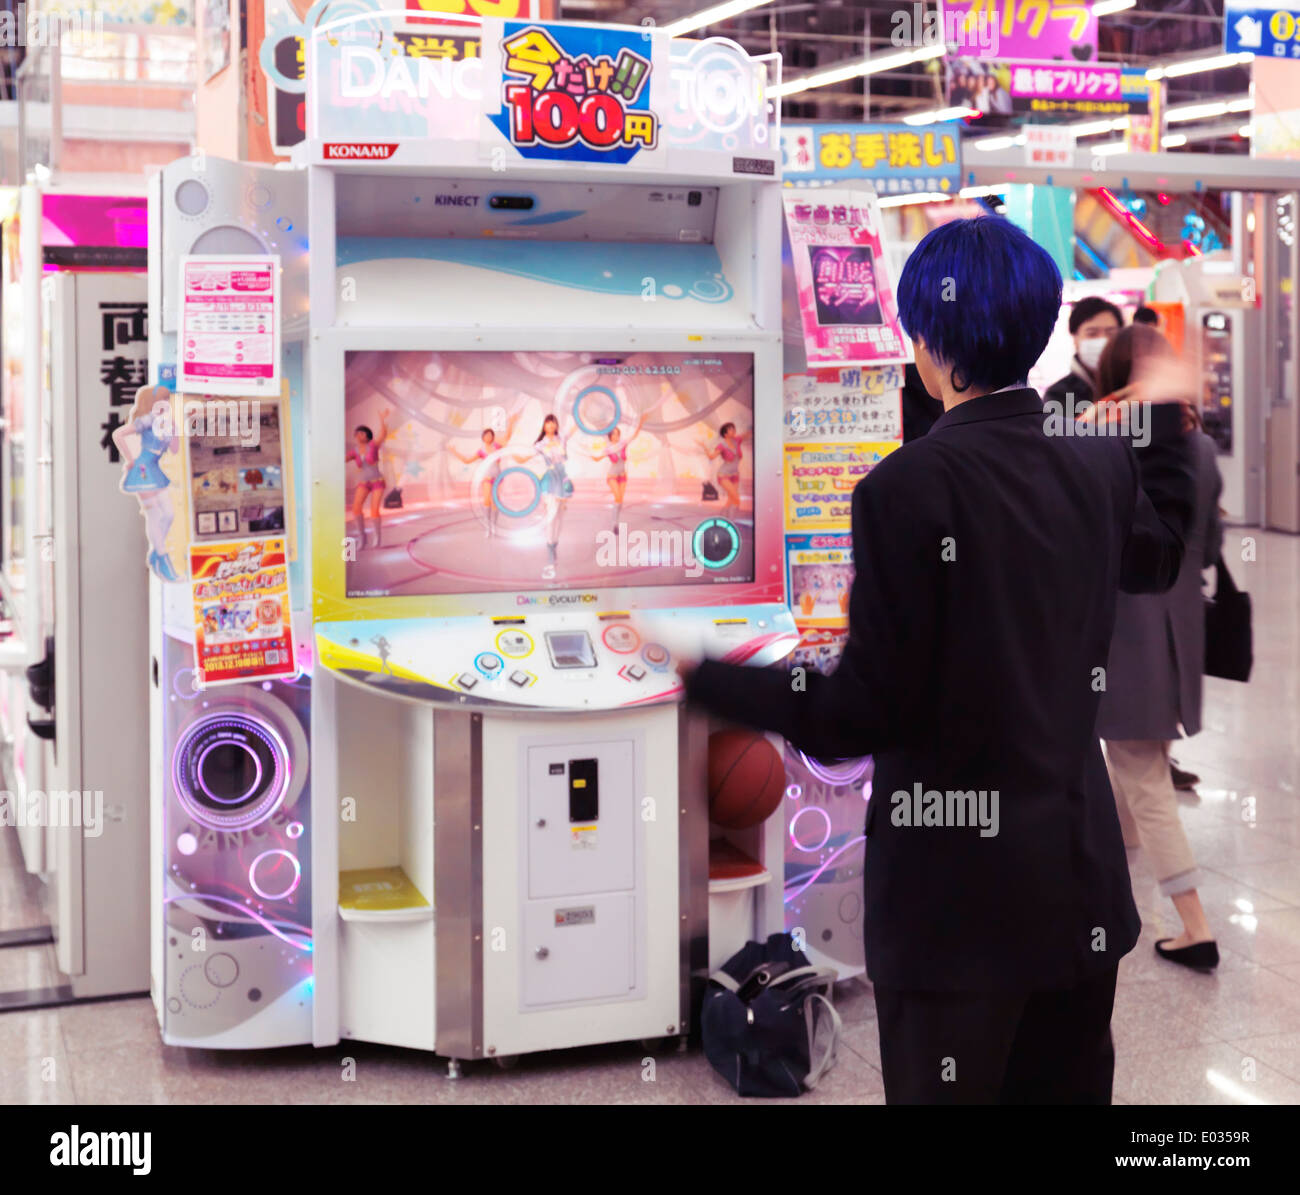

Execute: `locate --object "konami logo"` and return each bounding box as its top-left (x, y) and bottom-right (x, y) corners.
top-left (323, 143), bottom-right (399, 160)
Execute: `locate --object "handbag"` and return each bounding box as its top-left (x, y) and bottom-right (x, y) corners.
top-left (701, 932), bottom-right (842, 1098)
top-left (1205, 559), bottom-right (1252, 682)
top-left (382, 487), bottom-right (403, 509)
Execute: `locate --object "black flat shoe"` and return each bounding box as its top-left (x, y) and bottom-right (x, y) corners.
top-left (1155, 939), bottom-right (1219, 972)
top-left (1170, 764), bottom-right (1200, 790)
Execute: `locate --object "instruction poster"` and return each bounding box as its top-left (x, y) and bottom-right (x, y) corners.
top-left (187, 396), bottom-right (292, 543)
top-left (784, 367), bottom-right (903, 443)
top-left (190, 537), bottom-right (295, 686)
top-left (783, 441), bottom-right (899, 531)
top-left (179, 255), bottom-right (280, 396)
top-left (783, 190), bottom-right (910, 368)
top-left (786, 531), bottom-right (854, 625)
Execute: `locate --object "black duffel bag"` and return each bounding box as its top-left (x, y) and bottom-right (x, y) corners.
top-left (701, 932), bottom-right (841, 1098)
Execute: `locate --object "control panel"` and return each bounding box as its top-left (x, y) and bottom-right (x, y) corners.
top-left (314, 603), bottom-right (798, 711)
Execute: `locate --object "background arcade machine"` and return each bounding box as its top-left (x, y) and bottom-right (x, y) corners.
top-left (145, 158), bottom-right (314, 1046)
top-left (1152, 253), bottom-right (1264, 525)
top-left (303, 14), bottom-right (794, 1068)
top-left (0, 186), bottom-right (154, 1008)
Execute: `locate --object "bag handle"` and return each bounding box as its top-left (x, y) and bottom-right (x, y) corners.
top-left (768, 965), bottom-right (837, 992)
top-left (803, 993), bottom-right (843, 1091)
top-left (1215, 559), bottom-right (1240, 598)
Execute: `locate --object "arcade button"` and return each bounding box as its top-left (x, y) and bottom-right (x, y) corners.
top-left (456, 672), bottom-right (479, 691)
top-left (496, 630), bottom-right (534, 658)
top-left (642, 643), bottom-right (670, 669)
top-left (602, 623), bottom-right (640, 654)
top-left (475, 652), bottom-right (505, 677)
top-left (621, 663), bottom-right (647, 682)
top-left (509, 670), bottom-right (535, 688)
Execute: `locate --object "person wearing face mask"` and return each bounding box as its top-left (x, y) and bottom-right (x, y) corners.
top-left (1043, 297), bottom-right (1123, 413)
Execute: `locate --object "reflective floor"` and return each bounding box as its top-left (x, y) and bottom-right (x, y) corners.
top-left (2, 530), bottom-right (1298, 1105)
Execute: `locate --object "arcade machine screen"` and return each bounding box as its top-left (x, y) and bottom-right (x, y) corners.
top-left (343, 351), bottom-right (756, 597)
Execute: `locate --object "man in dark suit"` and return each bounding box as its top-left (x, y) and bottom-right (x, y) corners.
top-left (683, 217), bottom-right (1194, 1104)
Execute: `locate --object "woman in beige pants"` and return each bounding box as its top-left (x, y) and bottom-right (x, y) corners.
top-left (1093, 326), bottom-right (1222, 972)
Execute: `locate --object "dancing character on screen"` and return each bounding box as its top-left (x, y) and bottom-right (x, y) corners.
top-left (114, 384), bottom-right (181, 582)
top-left (347, 408), bottom-right (390, 549)
top-left (589, 413), bottom-right (645, 531)
top-left (448, 413), bottom-right (520, 538)
top-left (703, 421), bottom-right (750, 516)
top-left (516, 414), bottom-right (577, 580)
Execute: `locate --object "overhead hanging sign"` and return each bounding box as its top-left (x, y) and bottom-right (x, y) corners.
top-left (1224, 1), bottom-right (1300, 58)
top-left (946, 60), bottom-right (1153, 119)
top-left (781, 123), bottom-right (960, 194)
top-left (940, 0), bottom-right (1098, 61)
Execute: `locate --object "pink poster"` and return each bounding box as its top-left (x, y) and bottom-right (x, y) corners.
top-left (180, 255), bottom-right (280, 397)
top-left (941, 0), bottom-right (1098, 62)
top-left (783, 190), bottom-right (911, 368)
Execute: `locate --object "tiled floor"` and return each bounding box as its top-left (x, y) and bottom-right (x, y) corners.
top-left (2, 530), bottom-right (1298, 1105)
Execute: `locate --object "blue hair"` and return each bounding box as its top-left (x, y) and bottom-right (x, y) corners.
top-left (897, 216), bottom-right (1062, 393)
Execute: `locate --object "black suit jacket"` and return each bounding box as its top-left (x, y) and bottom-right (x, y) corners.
top-left (687, 389), bottom-right (1195, 992)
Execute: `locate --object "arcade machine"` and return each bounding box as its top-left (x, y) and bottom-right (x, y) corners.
top-left (145, 12), bottom-right (794, 1065)
top-left (1152, 253), bottom-right (1263, 524)
top-left (0, 184), bottom-right (153, 1005)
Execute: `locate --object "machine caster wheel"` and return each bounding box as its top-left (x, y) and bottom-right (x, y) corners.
top-left (447, 1058), bottom-right (462, 1080)
top-left (492, 1055), bottom-right (519, 1070)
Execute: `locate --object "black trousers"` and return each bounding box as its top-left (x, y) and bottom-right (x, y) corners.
top-left (873, 965), bottom-right (1119, 1105)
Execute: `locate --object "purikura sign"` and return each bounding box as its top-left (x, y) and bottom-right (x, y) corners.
top-left (308, 11), bottom-right (777, 171)
top-left (783, 190), bottom-right (911, 368)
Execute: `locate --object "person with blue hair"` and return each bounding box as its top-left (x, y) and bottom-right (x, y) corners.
top-left (682, 216), bottom-right (1196, 1104)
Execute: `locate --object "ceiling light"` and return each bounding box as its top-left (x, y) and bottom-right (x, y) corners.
top-left (971, 134), bottom-right (1023, 151)
top-left (1092, 0), bottom-right (1137, 14)
top-left (1161, 133), bottom-right (1188, 147)
top-left (903, 106), bottom-right (979, 125)
top-left (774, 43), bottom-right (946, 99)
top-left (662, 0), bottom-right (777, 38)
top-left (1072, 116), bottom-right (1130, 137)
top-left (959, 184), bottom-right (1008, 198)
top-left (1166, 101), bottom-right (1231, 124)
top-left (1147, 52), bottom-right (1253, 81)
top-left (877, 192), bottom-right (954, 208)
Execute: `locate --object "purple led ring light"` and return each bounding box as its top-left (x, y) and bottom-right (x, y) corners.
top-left (796, 749), bottom-right (871, 786)
top-left (194, 738), bottom-right (264, 806)
top-left (249, 848), bottom-right (302, 902)
top-left (172, 712), bottom-right (291, 833)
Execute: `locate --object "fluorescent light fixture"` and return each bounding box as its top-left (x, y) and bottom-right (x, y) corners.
top-left (1147, 52), bottom-right (1253, 81)
top-left (1166, 101), bottom-right (1230, 124)
top-left (1227, 96), bottom-right (1254, 112)
top-left (1092, 0), bottom-right (1136, 13)
top-left (662, 0), bottom-right (776, 37)
top-left (1161, 133), bottom-right (1188, 147)
top-left (877, 192), bottom-right (953, 208)
top-left (774, 43), bottom-right (946, 99)
top-left (1239, 124), bottom-right (1254, 137)
top-left (959, 184), bottom-right (1008, 198)
top-left (971, 134), bottom-right (1023, 151)
top-left (1072, 116), bottom-right (1130, 137)
top-left (903, 106), bottom-right (979, 125)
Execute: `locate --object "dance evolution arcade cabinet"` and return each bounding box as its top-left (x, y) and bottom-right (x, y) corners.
top-left (306, 14), bottom-right (793, 1065)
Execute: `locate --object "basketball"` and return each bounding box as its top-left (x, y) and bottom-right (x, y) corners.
top-left (707, 729), bottom-right (785, 830)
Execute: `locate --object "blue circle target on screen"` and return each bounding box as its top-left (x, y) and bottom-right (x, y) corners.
top-left (572, 386), bottom-right (621, 436)
top-left (692, 518), bottom-right (741, 570)
top-left (492, 468), bottom-right (543, 518)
